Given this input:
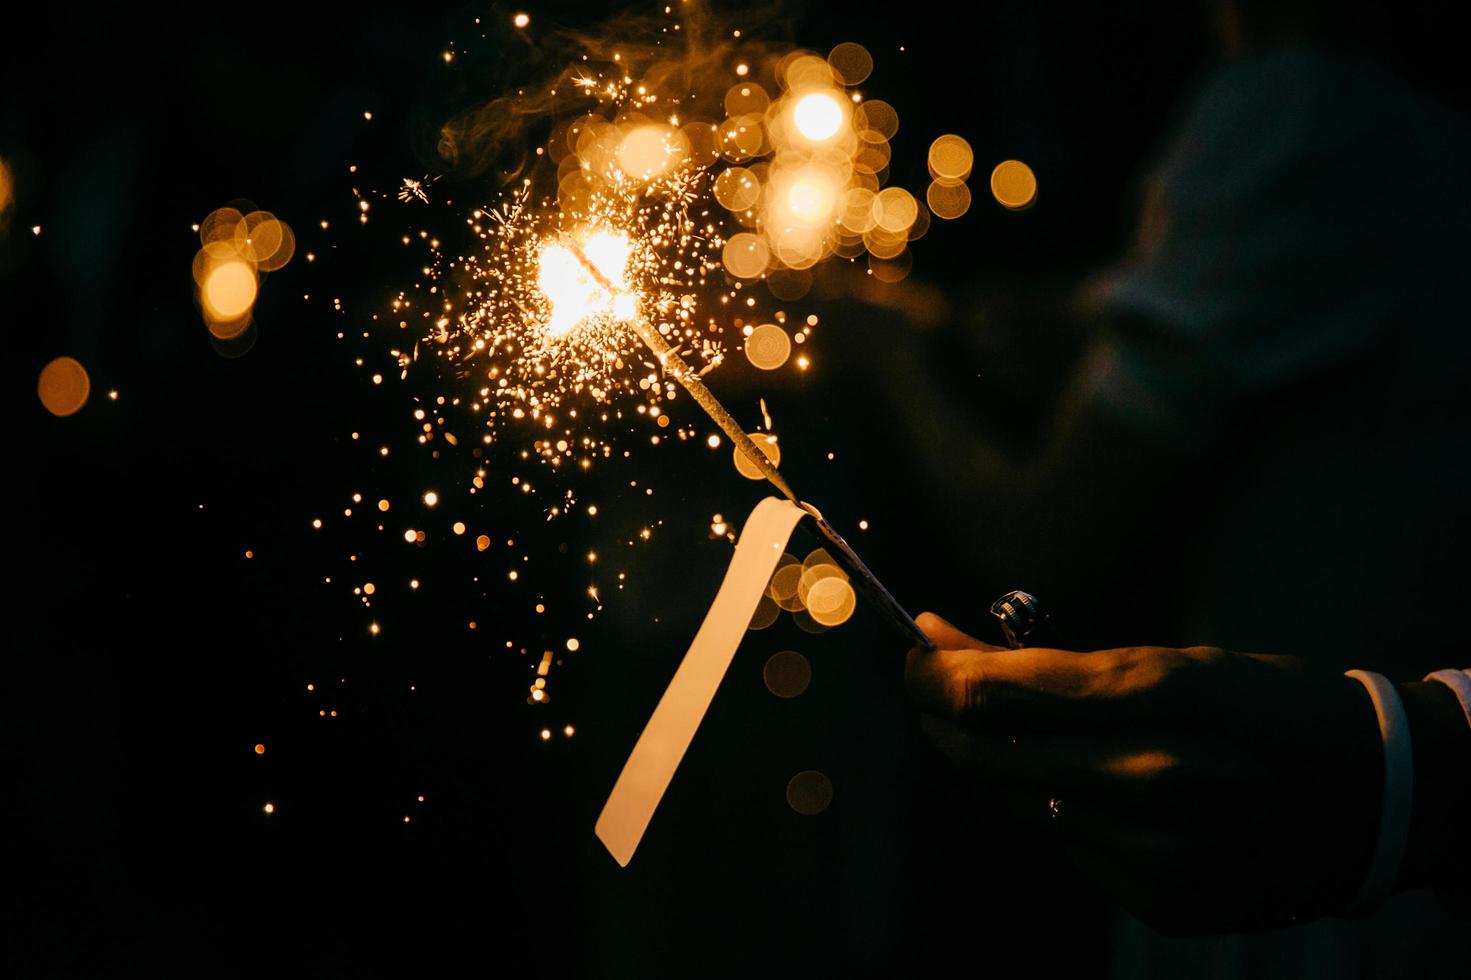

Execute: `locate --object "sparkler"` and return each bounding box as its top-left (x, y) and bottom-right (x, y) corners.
top-left (351, 22), bottom-right (986, 667)
top-left (548, 231), bottom-right (931, 649)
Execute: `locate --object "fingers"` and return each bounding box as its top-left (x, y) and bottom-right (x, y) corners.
top-left (906, 639), bottom-right (1133, 733)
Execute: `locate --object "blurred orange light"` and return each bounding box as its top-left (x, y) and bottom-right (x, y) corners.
top-left (990, 160), bottom-right (1038, 210)
top-left (202, 260), bottom-right (257, 320)
top-left (37, 356), bottom-right (91, 417)
top-left (792, 92), bottom-right (844, 142)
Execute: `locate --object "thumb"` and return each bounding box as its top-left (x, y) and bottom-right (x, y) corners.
top-left (915, 611), bottom-right (1003, 651)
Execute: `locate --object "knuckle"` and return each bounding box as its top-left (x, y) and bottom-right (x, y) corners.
top-left (945, 663), bottom-right (989, 719)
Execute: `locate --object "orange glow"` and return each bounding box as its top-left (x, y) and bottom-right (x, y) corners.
top-left (202, 260), bottom-right (257, 320)
top-left (744, 323), bottom-right (791, 370)
top-left (254, 743), bottom-right (265, 755)
top-left (37, 356), bottom-right (91, 417)
top-left (733, 432), bottom-right (781, 479)
top-left (791, 91), bottom-right (845, 142)
top-left (928, 134), bottom-right (974, 185)
top-left (927, 180), bottom-right (972, 220)
top-left (713, 167), bottom-right (761, 211)
top-left (990, 159), bottom-right (1038, 210)
top-left (537, 229), bottom-right (637, 335)
top-left (721, 233), bottom-right (769, 279)
top-left (615, 124), bottom-right (688, 182)
top-left (0, 159), bottom-right (12, 219)
top-left (826, 42), bottom-right (873, 85)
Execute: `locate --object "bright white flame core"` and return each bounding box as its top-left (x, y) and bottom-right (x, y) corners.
top-left (792, 92), bottom-right (844, 142)
top-left (537, 230), bottom-right (638, 336)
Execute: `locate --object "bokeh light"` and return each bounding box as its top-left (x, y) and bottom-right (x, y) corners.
top-left (927, 180), bottom-right (972, 220)
top-left (193, 204), bottom-right (295, 346)
top-left (202, 260), bottom-right (258, 320)
top-left (786, 770), bottom-right (834, 815)
top-left (826, 42), bottom-right (873, 86)
top-left (744, 323), bottom-right (791, 370)
top-left (762, 650), bottom-right (812, 698)
top-left (768, 559), bottom-right (805, 612)
top-left (722, 232), bottom-right (770, 279)
top-left (792, 92), bottom-right (845, 142)
top-left (733, 432), bottom-right (780, 479)
top-left (990, 159), bottom-right (1038, 210)
top-left (0, 159), bottom-right (13, 224)
top-left (927, 134), bottom-right (973, 184)
top-left (805, 576), bottom-right (856, 626)
top-left (615, 124), bottom-right (689, 182)
top-left (37, 356), bottom-right (91, 417)
top-left (713, 167), bottom-right (761, 211)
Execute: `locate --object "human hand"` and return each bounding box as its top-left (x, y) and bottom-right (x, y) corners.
top-left (904, 613), bottom-right (1383, 934)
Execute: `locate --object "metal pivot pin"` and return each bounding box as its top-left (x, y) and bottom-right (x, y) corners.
top-left (990, 590), bottom-right (1048, 649)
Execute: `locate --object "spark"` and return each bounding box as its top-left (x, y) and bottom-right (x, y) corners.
top-left (398, 178), bottom-right (430, 204)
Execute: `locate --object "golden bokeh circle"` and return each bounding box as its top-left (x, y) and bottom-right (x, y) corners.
top-left (255, 220), bottom-right (295, 272)
top-left (733, 432), bottom-right (781, 479)
top-left (928, 134), bottom-right (974, 184)
top-left (927, 180), bottom-right (972, 220)
top-left (714, 167), bottom-right (761, 212)
top-left (200, 206), bottom-right (244, 245)
top-left (38, 356), bottom-right (91, 417)
top-left (722, 232), bottom-right (770, 279)
top-left (784, 54), bottom-right (835, 91)
top-left (827, 42), bottom-right (873, 85)
top-left (856, 100), bottom-right (899, 141)
top-left (202, 260), bottom-right (258, 320)
top-left (724, 82), bottom-right (770, 117)
top-left (806, 576), bottom-right (857, 626)
top-left (719, 113), bottom-right (766, 161)
top-left (615, 124), bottom-right (688, 181)
top-left (872, 186), bottom-right (918, 234)
top-left (990, 159), bottom-right (1038, 210)
top-left (797, 562), bottom-right (845, 606)
top-left (234, 211), bottom-right (283, 265)
top-left (769, 563), bottom-right (805, 612)
top-left (745, 323), bottom-right (792, 371)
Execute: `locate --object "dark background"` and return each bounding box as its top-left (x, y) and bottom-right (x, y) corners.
top-left (9, 2), bottom-right (1456, 976)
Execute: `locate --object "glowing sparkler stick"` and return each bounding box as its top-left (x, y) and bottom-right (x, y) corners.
top-left (555, 233), bottom-right (931, 649)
